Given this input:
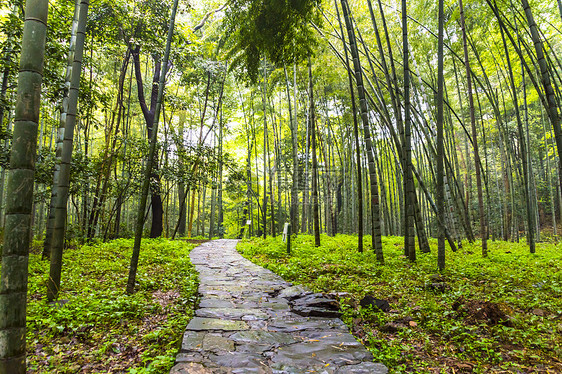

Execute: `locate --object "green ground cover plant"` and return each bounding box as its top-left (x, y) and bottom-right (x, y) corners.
top-left (20, 238), bottom-right (198, 373)
top-left (238, 235), bottom-right (562, 373)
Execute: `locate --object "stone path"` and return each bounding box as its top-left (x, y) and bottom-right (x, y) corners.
top-left (171, 239), bottom-right (388, 374)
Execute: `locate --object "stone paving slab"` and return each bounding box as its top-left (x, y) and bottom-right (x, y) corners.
top-left (171, 239), bottom-right (387, 374)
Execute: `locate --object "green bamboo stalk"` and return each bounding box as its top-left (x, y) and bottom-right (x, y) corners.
top-left (0, 0), bottom-right (48, 372)
top-left (341, 0), bottom-right (383, 262)
top-left (47, 0), bottom-right (89, 302)
top-left (43, 0), bottom-right (81, 260)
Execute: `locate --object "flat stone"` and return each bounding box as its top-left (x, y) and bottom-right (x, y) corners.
top-left (186, 317), bottom-right (249, 331)
top-left (196, 307), bottom-right (269, 320)
top-left (260, 301), bottom-right (290, 310)
top-left (230, 330), bottom-right (300, 346)
top-left (268, 317), bottom-right (347, 332)
top-left (247, 320), bottom-right (269, 330)
top-left (335, 362), bottom-right (388, 374)
top-left (210, 352), bottom-right (268, 370)
top-left (235, 343), bottom-right (275, 353)
top-left (271, 340), bottom-right (372, 367)
top-left (198, 290), bottom-right (232, 298)
top-left (181, 331), bottom-right (206, 351)
top-left (202, 334), bottom-right (235, 352)
top-left (299, 330), bottom-right (363, 348)
top-left (271, 362), bottom-right (335, 374)
top-left (170, 363), bottom-right (218, 373)
top-left (292, 306), bottom-right (342, 318)
top-left (175, 352), bottom-right (205, 364)
top-left (198, 298), bottom-right (235, 308)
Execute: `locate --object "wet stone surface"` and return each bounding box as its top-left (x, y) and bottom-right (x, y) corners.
top-left (171, 239), bottom-right (388, 374)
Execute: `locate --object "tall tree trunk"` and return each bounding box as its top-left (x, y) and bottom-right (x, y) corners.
top-left (0, 0), bottom-right (48, 372)
top-left (437, 0), bottom-right (446, 270)
top-left (341, 0), bottom-right (383, 262)
top-left (130, 47), bottom-right (164, 238)
top-left (0, 4), bottom-right (19, 230)
top-left (309, 58), bottom-right (321, 247)
top-left (499, 24), bottom-right (535, 252)
top-left (335, 0), bottom-right (363, 252)
top-left (262, 61), bottom-right (268, 239)
top-left (127, 0), bottom-right (178, 294)
top-left (459, 0), bottom-right (487, 256)
top-left (218, 106), bottom-right (224, 237)
top-left (47, 0), bottom-right (89, 301)
top-left (520, 0), bottom-right (562, 208)
top-left (284, 65), bottom-right (299, 234)
top-left (43, 0), bottom-right (81, 258)
top-left (402, 0), bottom-right (416, 261)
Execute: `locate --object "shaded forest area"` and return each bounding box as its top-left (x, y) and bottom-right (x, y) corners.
top-left (1, 0), bottom-right (562, 372)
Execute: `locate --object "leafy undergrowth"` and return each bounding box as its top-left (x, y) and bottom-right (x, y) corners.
top-left (238, 235), bottom-right (562, 373)
top-left (24, 238), bottom-right (198, 373)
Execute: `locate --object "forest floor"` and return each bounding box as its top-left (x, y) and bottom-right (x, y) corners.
top-left (21, 238), bottom-right (199, 373)
top-left (237, 235), bottom-right (562, 373)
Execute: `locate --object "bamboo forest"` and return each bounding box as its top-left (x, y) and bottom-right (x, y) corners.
top-left (1, 0), bottom-right (561, 372)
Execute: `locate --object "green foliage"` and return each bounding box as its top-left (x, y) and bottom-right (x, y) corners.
top-left (23, 238), bottom-right (198, 373)
top-left (238, 235), bottom-right (562, 372)
top-left (224, 0), bottom-right (322, 82)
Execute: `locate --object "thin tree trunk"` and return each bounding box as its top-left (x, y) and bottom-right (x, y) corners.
top-left (127, 0), bottom-right (178, 294)
top-left (402, 0), bottom-right (416, 261)
top-left (309, 58), bottom-right (321, 247)
top-left (437, 0), bottom-right (446, 270)
top-left (335, 0), bottom-right (363, 252)
top-left (460, 0), bottom-right (487, 256)
top-left (520, 0), bottom-right (562, 209)
top-left (499, 22), bottom-right (535, 252)
top-left (341, 0), bottom-right (383, 262)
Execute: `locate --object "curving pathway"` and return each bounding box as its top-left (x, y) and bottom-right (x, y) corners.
top-left (170, 239), bottom-right (388, 374)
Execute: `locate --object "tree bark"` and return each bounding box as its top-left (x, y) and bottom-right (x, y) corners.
top-left (43, 0), bottom-right (81, 258)
top-left (341, 0), bottom-right (383, 262)
top-left (127, 0), bottom-right (178, 294)
top-left (459, 0), bottom-right (487, 256)
top-left (309, 58), bottom-right (321, 247)
top-left (130, 46), bottom-right (164, 238)
top-left (47, 0), bottom-right (89, 301)
top-left (0, 0), bottom-right (48, 372)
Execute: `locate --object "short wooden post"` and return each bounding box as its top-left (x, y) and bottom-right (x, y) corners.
top-left (286, 223), bottom-right (292, 255)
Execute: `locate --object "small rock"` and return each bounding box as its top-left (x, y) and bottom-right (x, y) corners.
top-left (291, 293), bottom-right (342, 318)
top-left (326, 291), bottom-right (351, 300)
top-left (278, 285), bottom-right (312, 300)
top-left (532, 308), bottom-right (546, 317)
top-left (359, 296), bottom-right (390, 312)
top-left (380, 322), bottom-right (406, 333)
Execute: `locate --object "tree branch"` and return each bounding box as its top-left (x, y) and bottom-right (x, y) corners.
top-left (193, 4), bottom-right (226, 32)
